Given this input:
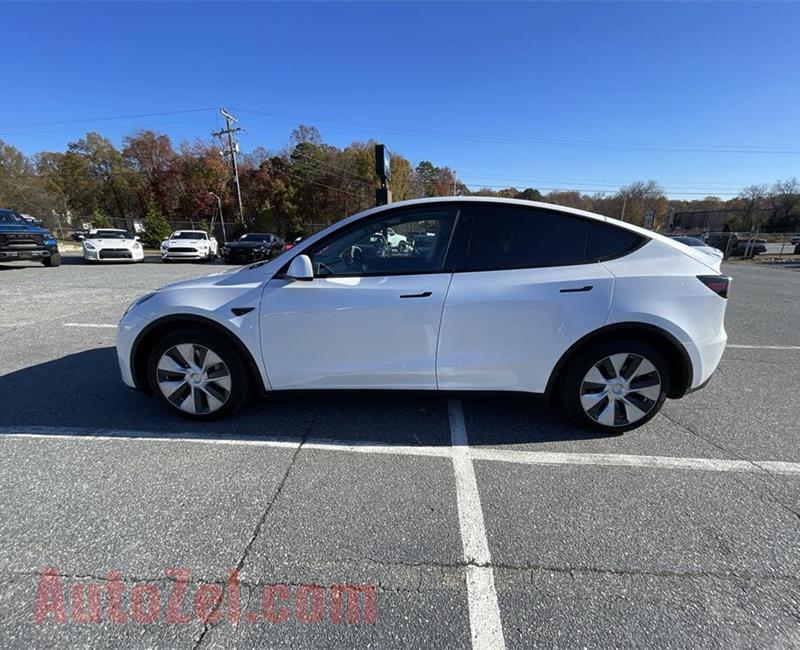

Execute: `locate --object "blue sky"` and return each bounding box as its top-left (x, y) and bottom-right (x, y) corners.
top-left (3, 1), bottom-right (800, 198)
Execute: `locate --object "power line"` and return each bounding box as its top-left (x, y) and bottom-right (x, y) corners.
top-left (456, 172), bottom-right (760, 189)
top-left (0, 108), bottom-right (217, 130)
top-left (0, 118), bottom-right (219, 138)
top-left (233, 108), bottom-right (800, 155)
top-left (290, 150), bottom-right (374, 185)
top-left (465, 183), bottom-right (743, 197)
top-left (281, 170), bottom-right (357, 196)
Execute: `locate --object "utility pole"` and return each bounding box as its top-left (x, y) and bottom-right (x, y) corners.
top-left (620, 194), bottom-right (627, 222)
top-left (212, 107), bottom-right (244, 225)
top-left (209, 192), bottom-right (226, 243)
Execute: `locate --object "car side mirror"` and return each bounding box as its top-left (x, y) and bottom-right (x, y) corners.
top-left (78, 234), bottom-right (85, 240)
top-left (134, 235), bottom-right (140, 241)
top-left (286, 254), bottom-right (313, 281)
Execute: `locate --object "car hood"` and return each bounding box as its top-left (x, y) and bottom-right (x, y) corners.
top-left (157, 266), bottom-right (264, 292)
top-left (225, 241), bottom-right (268, 249)
top-left (86, 238), bottom-right (137, 248)
top-left (0, 223), bottom-right (50, 235)
top-left (167, 239), bottom-right (208, 246)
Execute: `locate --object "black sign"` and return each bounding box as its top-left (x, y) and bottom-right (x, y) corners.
top-left (375, 144), bottom-right (391, 183)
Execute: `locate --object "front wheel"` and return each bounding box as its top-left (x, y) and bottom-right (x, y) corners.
top-left (147, 329), bottom-right (249, 420)
top-left (43, 253), bottom-right (61, 267)
top-left (561, 338), bottom-right (670, 433)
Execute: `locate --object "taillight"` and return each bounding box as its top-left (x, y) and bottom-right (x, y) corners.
top-left (697, 275), bottom-right (731, 299)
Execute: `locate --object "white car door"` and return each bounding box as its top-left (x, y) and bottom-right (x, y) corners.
top-left (436, 203), bottom-right (642, 393)
top-left (260, 206), bottom-right (459, 390)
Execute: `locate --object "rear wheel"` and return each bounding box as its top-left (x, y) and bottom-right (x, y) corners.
top-left (561, 338), bottom-right (669, 433)
top-left (147, 329), bottom-right (249, 420)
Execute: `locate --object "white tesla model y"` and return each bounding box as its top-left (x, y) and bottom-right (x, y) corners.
top-left (117, 197), bottom-right (729, 433)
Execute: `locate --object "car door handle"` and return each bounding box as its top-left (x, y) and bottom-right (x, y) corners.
top-left (399, 291), bottom-right (432, 299)
top-left (559, 285), bottom-right (593, 293)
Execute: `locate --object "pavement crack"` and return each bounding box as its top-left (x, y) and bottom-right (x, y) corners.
top-left (191, 405), bottom-right (316, 650)
top-left (661, 411), bottom-right (800, 524)
top-left (498, 561), bottom-right (800, 584)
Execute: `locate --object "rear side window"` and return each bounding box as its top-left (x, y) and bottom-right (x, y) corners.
top-left (446, 204), bottom-right (588, 271)
top-left (586, 220), bottom-right (645, 261)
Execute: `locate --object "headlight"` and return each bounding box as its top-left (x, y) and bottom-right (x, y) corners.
top-left (133, 242), bottom-right (142, 249)
top-left (84, 242), bottom-right (96, 250)
top-left (161, 241), bottom-right (169, 250)
top-left (123, 292), bottom-right (156, 316)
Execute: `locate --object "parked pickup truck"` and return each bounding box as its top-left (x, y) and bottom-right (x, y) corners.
top-left (0, 208), bottom-right (60, 266)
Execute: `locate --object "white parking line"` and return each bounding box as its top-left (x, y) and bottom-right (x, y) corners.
top-left (2, 426), bottom-right (800, 478)
top-left (727, 344), bottom-right (800, 350)
top-left (448, 400), bottom-right (506, 650)
top-left (470, 448), bottom-right (800, 477)
top-left (63, 323), bottom-right (116, 329)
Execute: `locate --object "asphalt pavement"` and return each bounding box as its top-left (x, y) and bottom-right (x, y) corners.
top-left (0, 253), bottom-right (798, 648)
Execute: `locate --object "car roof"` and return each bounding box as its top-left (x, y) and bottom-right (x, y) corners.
top-left (89, 228), bottom-right (126, 233)
top-left (295, 196), bottom-right (720, 271)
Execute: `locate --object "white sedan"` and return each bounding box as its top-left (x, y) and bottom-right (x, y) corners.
top-left (669, 236), bottom-right (724, 269)
top-left (82, 229), bottom-right (144, 263)
top-left (161, 230), bottom-right (218, 262)
top-left (118, 197), bottom-right (730, 433)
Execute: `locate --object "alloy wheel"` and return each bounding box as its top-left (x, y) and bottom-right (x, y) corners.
top-left (579, 353), bottom-right (662, 428)
top-left (156, 343), bottom-right (232, 414)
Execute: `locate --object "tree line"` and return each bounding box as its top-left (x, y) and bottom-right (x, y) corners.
top-left (1, 125), bottom-right (798, 247)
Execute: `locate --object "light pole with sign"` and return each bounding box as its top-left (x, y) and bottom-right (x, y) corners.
top-left (375, 144), bottom-right (392, 206)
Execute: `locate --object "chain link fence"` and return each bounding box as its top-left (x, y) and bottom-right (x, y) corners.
top-left (671, 231), bottom-right (800, 259)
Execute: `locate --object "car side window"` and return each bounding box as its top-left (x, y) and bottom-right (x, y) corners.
top-left (446, 204), bottom-right (589, 271)
top-left (305, 207), bottom-right (458, 277)
top-left (585, 220), bottom-right (645, 261)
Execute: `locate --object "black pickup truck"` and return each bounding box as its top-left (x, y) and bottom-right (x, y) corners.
top-left (0, 208), bottom-right (61, 266)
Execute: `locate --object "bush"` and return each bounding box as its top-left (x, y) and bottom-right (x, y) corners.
top-left (141, 203), bottom-right (172, 248)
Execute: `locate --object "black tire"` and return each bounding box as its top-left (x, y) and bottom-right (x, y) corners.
top-left (146, 328), bottom-right (250, 420)
top-left (560, 337), bottom-right (670, 434)
top-left (43, 253), bottom-right (61, 267)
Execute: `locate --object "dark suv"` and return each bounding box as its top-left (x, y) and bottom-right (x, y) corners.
top-left (0, 209), bottom-right (61, 266)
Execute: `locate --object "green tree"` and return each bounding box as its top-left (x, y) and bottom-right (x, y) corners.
top-left (90, 210), bottom-right (112, 228)
top-left (140, 201), bottom-right (172, 248)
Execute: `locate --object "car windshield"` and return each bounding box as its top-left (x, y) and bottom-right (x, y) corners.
top-left (0, 210), bottom-right (24, 225)
top-left (173, 232), bottom-right (206, 240)
top-left (91, 230), bottom-right (132, 239)
top-left (672, 236), bottom-right (705, 247)
top-left (239, 234), bottom-right (271, 242)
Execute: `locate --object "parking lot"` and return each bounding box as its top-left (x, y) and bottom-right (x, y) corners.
top-left (0, 252), bottom-right (799, 648)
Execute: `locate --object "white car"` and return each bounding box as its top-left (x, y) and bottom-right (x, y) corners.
top-left (82, 228), bottom-right (144, 263)
top-left (668, 236), bottom-right (724, 270)
top-left (161, 230), bottom-right (218, 262)
top-left (118, 197), bottom-right (729, 433)
top-left (381, 227), bottom-right (409, 252)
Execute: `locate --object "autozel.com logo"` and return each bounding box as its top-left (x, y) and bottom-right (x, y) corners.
top-left (34, 568), bottom-right (377, 626)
